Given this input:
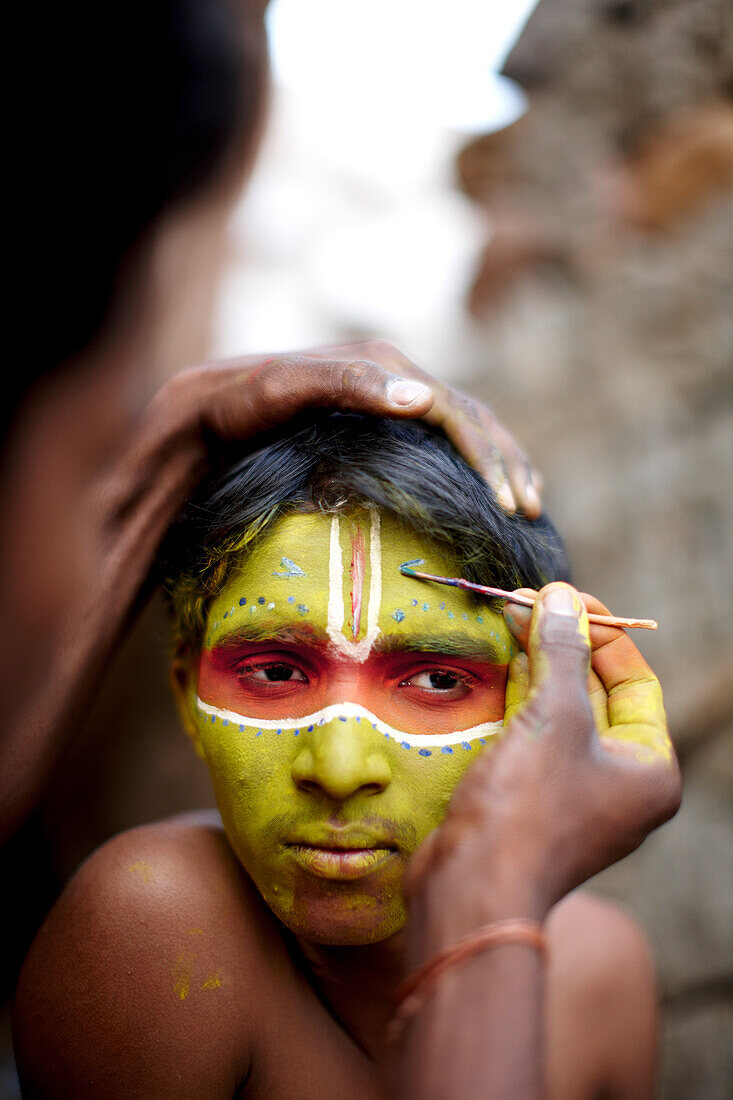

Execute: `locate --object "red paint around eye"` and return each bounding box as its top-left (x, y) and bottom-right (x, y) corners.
top-left (198, 644), bottom-right (508, 735)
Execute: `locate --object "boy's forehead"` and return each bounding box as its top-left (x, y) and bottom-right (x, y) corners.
top-left (205, 510), bottom-right (511, 660)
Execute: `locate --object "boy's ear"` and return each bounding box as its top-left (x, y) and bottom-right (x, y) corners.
top-left (170, 653), bottom-right (206, 758)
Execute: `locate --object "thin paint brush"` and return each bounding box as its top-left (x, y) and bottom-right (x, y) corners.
top-left (399, 565), bottom-right (658, 631)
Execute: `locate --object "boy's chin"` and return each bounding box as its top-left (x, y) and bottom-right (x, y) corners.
top-left (272, 898), bottom-right (407, 946)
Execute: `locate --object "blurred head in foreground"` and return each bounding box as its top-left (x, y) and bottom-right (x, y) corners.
top-left (3, 0), bottom-right (269, 691)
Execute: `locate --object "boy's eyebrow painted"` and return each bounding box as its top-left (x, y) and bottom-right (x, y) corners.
top-left (210, 623), bottom-right (331, 650)
top-left (209, 622), bottom-right (507, 665)
top-left (373, 632), bottom-right (507, 664)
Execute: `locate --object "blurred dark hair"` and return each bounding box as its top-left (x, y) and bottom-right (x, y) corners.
top-left (162, 414), bottom-right (571, 650)
top-left (17, 0), bottom-right (268, 417)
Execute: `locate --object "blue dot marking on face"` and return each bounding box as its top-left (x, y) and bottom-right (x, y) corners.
top-left (461, 741), bottom-right (471, 750)
top-left (239, 724), bottom-right (245, 732)
top-left (411, 598), bottom-right (418, 607)
top-left (480, 738), bottom-right (486, 745)
top-left (418, 748), bottom-right (432, 756)
top-left (477, 616), bottom-right (483, 624)
top-left (222, 719), bottom-right (229, 726)
top-left (448, 611), bottom-right (454, 619)
top-left (255, 729), bottom-right (263, 737)
top-left (287, 596), bottom-right (295, 604)
top-left (294, 729), bottom-right (300, 736)
top-left (441, 745), bottom-right (454, 754)
top-left (308, 724), bottom-right (314, 732)
top-left (297, 604), bottom-right (309, 614)
top-left (439, 601), bottom-right (445, 610)
top-left (392, 609), bottom-right (405, 622)
top-left (276, 728), bottom-right (282, 735)
top-left (462, 613), bottom-right (468, 621)
top-left (339, 716), bottom-right (347, 722)
top-left (258, 596), bottom-right (266, 605)
top-left (223, 610), bottom-right (228, 618)
top-left (239, 597), bottom-right (247, 606)
top-left (401, 741), bottom-right (410, 750)
top-left (211, 715), bottom-right (216, 724)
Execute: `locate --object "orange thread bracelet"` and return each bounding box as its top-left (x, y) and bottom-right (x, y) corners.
top-left (390, 919), bottom-right (546, 1039)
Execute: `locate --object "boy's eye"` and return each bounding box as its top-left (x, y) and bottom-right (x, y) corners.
top-left (402, 669), bottom-right (469, 693)
top-left (239, 663), bottom-right (307, 683)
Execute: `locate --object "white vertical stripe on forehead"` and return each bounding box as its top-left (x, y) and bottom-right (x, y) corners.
top-left (327, 513), bottom-right (345, 647)
top-left (196, 696), bottom-right (503, 749)
top-left (326, 510), bottom-right (383, 662)
top-left (360, 507), bottom-right (382, 656)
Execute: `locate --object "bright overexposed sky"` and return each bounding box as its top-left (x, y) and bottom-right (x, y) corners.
top-left (215, 0), bottom-right (540, 367)
top-left (267, 0), bottom-right (538, 133)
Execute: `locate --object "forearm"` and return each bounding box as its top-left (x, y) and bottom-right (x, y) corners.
top-left (0, 415), bottom-right (206, 842)
top-left (397, 942), bottom-right (545, 1100)
top-left (396, 872), bottom-right (549, 1100)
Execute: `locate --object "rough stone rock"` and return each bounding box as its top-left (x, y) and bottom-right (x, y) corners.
top-left (459, 3), bottom-right (733, 1094)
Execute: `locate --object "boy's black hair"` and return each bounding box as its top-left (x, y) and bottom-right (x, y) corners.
top-left (163, 413), bottom-right (571, 650)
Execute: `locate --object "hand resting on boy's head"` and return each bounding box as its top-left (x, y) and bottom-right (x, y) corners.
top-left (0, 340), bottom-right (539, 842)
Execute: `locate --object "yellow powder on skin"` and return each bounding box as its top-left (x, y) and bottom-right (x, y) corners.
top-left (127, 861), bottom-right (156, 883)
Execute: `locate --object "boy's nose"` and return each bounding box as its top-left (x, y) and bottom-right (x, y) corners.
top-left (291, 720), bottom-right (392, 801)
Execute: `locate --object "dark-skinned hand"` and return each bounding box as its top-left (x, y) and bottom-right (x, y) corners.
top-left (405, 582), bottom-right (681, 951)
top-left (144, 338), bottom-right (541, 516)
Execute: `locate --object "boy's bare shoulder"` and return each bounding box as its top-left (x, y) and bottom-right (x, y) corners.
top-left (13, 813), bottom-right (287, 1099)
top-left (546, 892), bottom-right (658, 1100)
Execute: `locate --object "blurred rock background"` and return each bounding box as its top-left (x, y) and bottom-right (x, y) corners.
top-left (2, 0), bottom-right (731, 1096)
top-left (459, 3), bottom-right (733, 1095)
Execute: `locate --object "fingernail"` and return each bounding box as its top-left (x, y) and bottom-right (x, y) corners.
top-left (523, 482), bottom-right (540, 512)
top-left (543, 585), bottom-right (578, 617)
top-left (504, 602), bottom-right (531, 628)
top-left (387, 379), bottom-right (431, 406)
top-left (515, 652), bottom-right (529, 675)
top-left (496, 481), bottom-right (517, 511)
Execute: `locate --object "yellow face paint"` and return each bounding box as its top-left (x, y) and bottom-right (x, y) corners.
top-left (182, 509), bottom-right (515, 944)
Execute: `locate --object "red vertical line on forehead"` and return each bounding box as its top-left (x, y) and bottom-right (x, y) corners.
top-left (349, 524), bottom-right (366, 638)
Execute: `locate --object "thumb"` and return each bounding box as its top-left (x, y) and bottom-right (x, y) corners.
top-left (528, 582), bottom-right (591, 696)
top-left (252, 357), bottom-right (435, 421)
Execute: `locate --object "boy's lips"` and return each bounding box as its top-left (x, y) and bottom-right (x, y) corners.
top-left (286, 844), bottom-right (396, 880)
top-left (284, 825), bottom-right (400, 880)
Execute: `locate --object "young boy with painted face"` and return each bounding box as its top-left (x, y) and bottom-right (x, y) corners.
top-left (13, 416), bottom-right (680, 1099)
